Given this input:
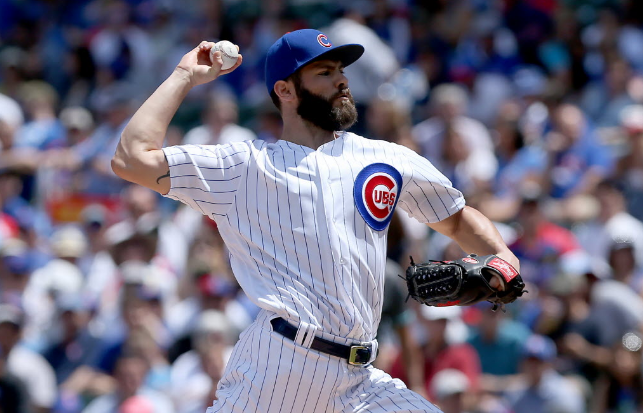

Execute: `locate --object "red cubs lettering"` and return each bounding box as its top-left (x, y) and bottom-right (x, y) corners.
top-left (373, 190), bottom-right (396, 206)
top-left (364, 175), bottom-right (396, 220)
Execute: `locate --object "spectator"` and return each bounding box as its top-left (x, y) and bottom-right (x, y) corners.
top-left (608, 240), bottom-right (643, 294)
top-left (0, 238), bottom-right (32, 308)
top-left (123, 326), bottom-right (172, 394)
top-left (505, 334), bottom-right (586, 413)
top-left (412, 84), bottom-right (497, 195)
top-left (82, 353), bottom-right (173, 413)
top-left (37, 106), bottom-right (96, 202)
top-left (510, 195), bottom-right (581, 287)
top-left (479, 100), bottom-right (547, 222)
top-left (0, 93), bottom-right (24, 150)
top-left (574, 180), bottom-right (643, 269)
top-left (94, 260), bottom-right (173, 361)
top-left (322, 7), bottom-right (400, 107)
top-left (0, 363), bottom-right (29, 413)
top-left (105, 184), bottom-right (187, 278)
top-left (170, 310), bottom-right (234, 413)
top-left (468, 304), bottom-right (531, 383)
top-left (78, 204), bottom-right (118, 307)
top-left (0, 82), bottom-right (66, 205)
top-left (580, 57), bottom-right (635, 128)
top-left (389, 305), bottom-right (481, 402)
top-left (614, 104), bottom-right (643, 221)
top-left (364, 97), bottom-right (416, 148)
top-left (596, 332), bottom-right (643, 412)
top-left (184, 91), bottom-right (256, 146)
top-left (12, 81), bottom-right (65, 151)
top-left (588, 244), bottom-right (643, 347)
top-left (429, 369), bottom-right (472, 413)
top-left (0, 304), bottom-right (57, 413)
top-left (21, 226), bottom-right (86, 348)
top-left (167, 272), bottom-right (244, 362)
top-left (73, 81), bottom-right (135, 196)
top-left (543, 103), bottom-right (613, 199)
top-left (88, 1), bottom-right (154, 94)
top-left (42, 294), bottom-right (101, 386)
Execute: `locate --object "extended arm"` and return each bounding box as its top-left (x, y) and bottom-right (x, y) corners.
top-left (427, 205), bottom-right (519, 272)
top-left (111, 41), bottom-right (242, 194)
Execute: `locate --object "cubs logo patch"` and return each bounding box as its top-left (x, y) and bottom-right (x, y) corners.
top-left (354, 163), bottom-right (403, 231)
top-left (317, 34), bottom-right (332, 48)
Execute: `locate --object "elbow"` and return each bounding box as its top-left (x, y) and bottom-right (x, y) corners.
top-left (111, 156), bottom-right (125, 178)
top-left (111, 139), bottom-right (136, 182)
top-left (111, 152), bottom-right (135, 183)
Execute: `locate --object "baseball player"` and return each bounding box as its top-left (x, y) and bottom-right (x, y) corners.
top-left (111, 29), bottom-right (519, 412)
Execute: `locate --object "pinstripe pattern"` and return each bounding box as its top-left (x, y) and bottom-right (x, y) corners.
top-left (207, 311), bottom-right (443, 413)
top-left (163, 133), bottom-right (463, 412)
top-left (163, 134), bottom-right (464, 342)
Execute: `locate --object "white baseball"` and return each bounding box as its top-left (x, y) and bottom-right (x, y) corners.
top-left (210, 40), bottom-right (239, 70)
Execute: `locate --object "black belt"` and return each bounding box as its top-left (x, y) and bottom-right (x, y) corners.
top-left (270, 317), bottom-right (373, 366)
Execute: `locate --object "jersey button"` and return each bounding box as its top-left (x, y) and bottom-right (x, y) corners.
top-left (339, 258), bottom-right (345, 265)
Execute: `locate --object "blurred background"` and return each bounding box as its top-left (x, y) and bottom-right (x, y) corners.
top-left (0, 0), bottom-right (643, 412)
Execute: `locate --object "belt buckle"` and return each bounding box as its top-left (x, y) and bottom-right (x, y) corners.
top-left (348, 344), bottom-right (371, 366)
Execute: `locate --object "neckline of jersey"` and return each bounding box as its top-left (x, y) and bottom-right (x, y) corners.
top-left (277, 131), bottom-right (347, 152)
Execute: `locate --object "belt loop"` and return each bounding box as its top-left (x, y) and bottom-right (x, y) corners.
top-left (294, 321), bottom-right (317, 349)
top-left (368, 339), bottom-right (379, 365)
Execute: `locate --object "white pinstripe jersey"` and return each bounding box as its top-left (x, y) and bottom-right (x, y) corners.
top-left (162, 132), bottom-right (465, 343)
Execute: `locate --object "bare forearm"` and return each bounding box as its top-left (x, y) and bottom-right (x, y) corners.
top-left (432, 206), bottom-right (519, 270)
top-left (118, 69), bottom-right (192, 154)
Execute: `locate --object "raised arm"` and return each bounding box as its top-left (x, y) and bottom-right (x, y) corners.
top-left (111, 41), bottom-right (242, 194)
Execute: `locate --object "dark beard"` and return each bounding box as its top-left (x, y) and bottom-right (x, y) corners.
top-left (296, 86), bottom-right (358, 132)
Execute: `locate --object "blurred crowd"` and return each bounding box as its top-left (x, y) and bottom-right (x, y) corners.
top-left (1, 0), bottom-right (643, 412)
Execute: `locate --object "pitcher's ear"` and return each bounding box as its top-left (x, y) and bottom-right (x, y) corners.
top-left (274, 80), bottom-right (296, 104)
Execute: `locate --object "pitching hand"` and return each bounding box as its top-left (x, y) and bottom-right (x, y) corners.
top-left (175, 41), bottom-right (243, 88)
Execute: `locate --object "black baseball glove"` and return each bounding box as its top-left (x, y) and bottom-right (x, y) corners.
top-left (404, 254), bottom-right (526, 311)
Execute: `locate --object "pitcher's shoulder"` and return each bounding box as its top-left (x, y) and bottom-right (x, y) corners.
top-left (345, 132), bottom-right (405, 152)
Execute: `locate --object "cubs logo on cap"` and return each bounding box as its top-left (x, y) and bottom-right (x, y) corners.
top-left (317, 34), bottom-right (332, 47)
top-left (354, 163), bottom-right (403, 231)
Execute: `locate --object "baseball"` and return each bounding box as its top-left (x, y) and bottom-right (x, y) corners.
top-left (210, 40), bottom-right (239, 70)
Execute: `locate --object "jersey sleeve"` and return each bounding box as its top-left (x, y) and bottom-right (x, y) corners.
top-left (396, 146), bottom-right (465, 224)
top-left (161, 142), bottom-right (250, 217)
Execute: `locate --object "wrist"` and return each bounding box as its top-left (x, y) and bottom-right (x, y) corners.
top-left (171, 67), bottom-right (196, 89)
top-left (497, 251), bottom-right (520, 273)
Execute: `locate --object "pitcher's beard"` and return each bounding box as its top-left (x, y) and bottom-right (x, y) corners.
top-left (296, 87), bottom-right (358, 132)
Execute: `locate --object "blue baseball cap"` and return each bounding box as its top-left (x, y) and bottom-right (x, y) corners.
top-left (265, 29), bottom-right (364, 94)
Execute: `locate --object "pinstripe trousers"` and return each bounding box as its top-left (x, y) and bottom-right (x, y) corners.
top-left (207, 310), bottom-right (442, 413)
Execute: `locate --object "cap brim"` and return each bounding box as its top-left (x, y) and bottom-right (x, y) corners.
top-left (310, 44), bottom-right (364, 68)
